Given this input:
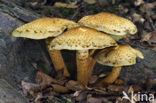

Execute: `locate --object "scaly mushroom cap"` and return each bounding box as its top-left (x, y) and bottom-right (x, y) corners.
top-left (94, 44), bottom-right (144, 67)
top-left (12, 18), bottom-right (79, 39)
top-left (48, 27), bottom-right (117, 50)
top-left (78, 12), bottom-right (137, 36)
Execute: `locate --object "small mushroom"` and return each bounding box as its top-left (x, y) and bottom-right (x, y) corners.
top-left (48, 26), bottom-right (117, 85)
top-left (78, 12), bottom-right (138, 80)
top-left (94, 44), bottom-right (144, 86)
top-left (12, 17), bottom-right (79, 77)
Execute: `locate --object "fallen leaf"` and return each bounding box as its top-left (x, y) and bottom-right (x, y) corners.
top-left (21, 81), bottom-right (40, 96)
top-left (98, 0), bottom-right (109, 6)
top-left (131, 13), bottom-right (145, 23)
top-left (131, 85), bottom-right (142, 92)
top-left (75, 91), bottom-right (87, 102)
top-left (84, 0), bottom-right (96, 4)
top-left (102, 98), bottom-right (111, 103)
top-left (128, 85), bottom-right (134, 94)
top-left (30, 2), bottom-right (38, 7)
top-left (114, 79), bottom-right (125, 85)
top-left (54, 2), bottom-right (78, 8)
top-left (89, 75), bottom-right (99, 84)
top-left (107, 85), bottom-right (124, 92)
top-left (51, 84), bottom-right (69, 93)
top-left (36, 71), bottom-right (64, 88)
top-left (65, 80), bottom-right (85, 91)
top-left (34, 93), bottom-right (43, 103)
top-left (73, 91), bottom-right (81, 97)
top-left (87, 97), bottom-right (102, 103)
top-left (34, 93), bottom-right (54, 103)
top-left (140, 1), bottom-right (156, 13)
top-left (144, 22), bottom-right (152, 31)
top-left (142, 31), bottom-right (156, 47)
top-left (134, 0), bottom-right (144, 6)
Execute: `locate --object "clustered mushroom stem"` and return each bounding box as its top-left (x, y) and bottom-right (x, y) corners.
top-left (47, 49), bottom-right (70, 77)
top-left (88, 57), bottom-right (96, 79)
top-left (88, 49), bottom-right (97, 80)
top-left (46, 39), bottom-right (70, 77)
top-left (96, 66), bottom-right (122, 86)
top-left (76, 50), bottom-right (89, 85)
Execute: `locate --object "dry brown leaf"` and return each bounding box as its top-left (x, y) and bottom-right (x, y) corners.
top-left (142, 31), bottom-right (156, 47)
top-left (36, 71), bottom-right (64, 88)
top-left (75, 91), bottom-right (87, 102)
top-left (134, 0), bottom-right (144, 6)
top-left (87, 97), bottom-right (102, 103)
top-left (107, 85), bottom-right (124, 92)
top-left (144, 22), bottom-right (152, 30)
top-left (21, 81), bottom-right (40, 96)
top-left (73, 91), bottom-right (81, 97)
top-left (140, 2), bottom-right (156, 13)
top-left (65, 80), bottom-right (85, 91)
top-left (131, 13), bottom-right (145, 23)
top-left (114, 79), bottom-right (125, 85)
top-left (89, 75), bottom-right (98, 84)
top-left (34, 93), bottom-right (43, 103)
top-left (128, 85), bottom-right (142, 94)
top-left (93, 87), bottom-right (106, 93)
top-left (84, 0), bottom-right (96, 4)
top-left (128, 85), bottom-right (134, 94)
top-left (51, 84), bottom-right (69, 93)
top-left (131, 85), bottom-right (142, 92)
top-left (34, 93), bottom-right (54, 103)
top-left (98, 0), bottom-right (109, 6)
top-left (30, 2), bottom-right (38, 7)
top-left (116, 97), bottom-right (122, 103)
top-left (54, 2), bottom-right (78, 8)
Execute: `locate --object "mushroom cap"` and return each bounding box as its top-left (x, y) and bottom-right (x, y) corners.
top-left (94, 44), bottom-right (144, 67)
top-left (78, 12), bottom-right (137, 36)
top-left (109, 34), bottom-right (127, 41)
top-left (48, 27), bottom-right (117, 50)
top-left (12, 18), bottom-right (79, 39)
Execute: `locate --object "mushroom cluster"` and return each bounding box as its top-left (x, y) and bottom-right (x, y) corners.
top-left (11, 12), bottom-right (144, 87)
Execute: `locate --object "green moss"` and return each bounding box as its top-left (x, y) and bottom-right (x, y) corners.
top-left (86, 3), bottom-right (118, 14)
top-left (106, 5), bottom-right (118, 13)
top-left (38, 64), bottom-right (51, 75)
top-left (60, 8), bottom-right (75, 17)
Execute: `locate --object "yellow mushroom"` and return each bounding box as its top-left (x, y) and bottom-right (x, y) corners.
top-left (78, 12), bottom-right (138, 80)
top-left (48, 26), bottom-right (117, 85)
top-left (78, 12), bottom-right (137, 37)
top-left (12, 17), bottom-right (79, 77)
top-left (94, 44), bottom-right (144, 86)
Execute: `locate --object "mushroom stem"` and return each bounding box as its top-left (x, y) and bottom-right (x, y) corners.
top-left (47, 49), bottom-right (70, 77)
top-left (76, 50), bottom-right (89, 85)
top-left (46, 39), bottom-right (70, 77)
top-left (88, 49), bottom-right (97, 80)
top-left (96, 66), bottom-right (122, 86)
top-left (88, 57), bottom-right (96, 79)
